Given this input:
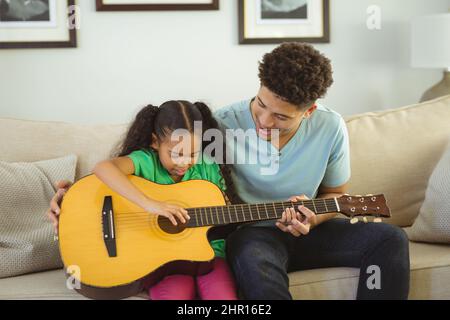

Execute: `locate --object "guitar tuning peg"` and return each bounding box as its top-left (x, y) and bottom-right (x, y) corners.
top-left (373, 217), bottom-right (383, 223)
top-left (350, 217), bottom-right (359, 224)
top-left (343, 193), bottom-right (349, 196)
top-left (363, 217), bottom-right (368, 223)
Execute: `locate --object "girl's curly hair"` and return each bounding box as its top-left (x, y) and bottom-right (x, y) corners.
top-left (111, 100), bottom-right (243, 205)
top-left (258, 42), bottom-right (334, 108)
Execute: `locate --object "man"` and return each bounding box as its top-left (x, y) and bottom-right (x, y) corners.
top-left (213, 42), bottom-right (410, 300)
top-left (48, 42), bottom-right (410, 300)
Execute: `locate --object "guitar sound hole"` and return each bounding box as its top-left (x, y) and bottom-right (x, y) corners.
top-left (158, 216), bottom-right (187, 234)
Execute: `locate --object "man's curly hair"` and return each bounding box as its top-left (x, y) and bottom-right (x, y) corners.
top-left (258, 42), bottom-right (333, 108)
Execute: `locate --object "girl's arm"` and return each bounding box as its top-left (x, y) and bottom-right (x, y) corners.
top-left (93, 157), bottom-right (189, 226)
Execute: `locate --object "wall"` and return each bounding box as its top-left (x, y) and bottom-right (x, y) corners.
top-left (0, 0), bottom-right (449, 124)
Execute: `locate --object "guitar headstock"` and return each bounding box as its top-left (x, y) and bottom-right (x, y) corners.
top-left (337, 194), bottom-right (391, 223)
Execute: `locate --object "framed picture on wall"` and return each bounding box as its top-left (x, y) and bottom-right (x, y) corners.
top-left (96, 0), bottom-right (219, 11)
top-left (0, 0), bottom-right (77, 49)
top-left (239, 0), bottom-right (330, 44)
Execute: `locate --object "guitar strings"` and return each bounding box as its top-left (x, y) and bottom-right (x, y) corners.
top-left (112, 204), bottom-right (382, 231)
top-left (107, 201), bottom-right (341, 230)
top-left (113, 202), bottom-right (336, 223)
top-left (113, 202), bottom-right (337, 223)
top-left (114, 200), bottom-right (337, 217)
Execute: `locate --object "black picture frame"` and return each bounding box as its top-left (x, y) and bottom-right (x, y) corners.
top-left (96, 0), bottom-right (219, 11)
top-left (239, 0), bottom-right (330, 44)
top-left (0, 0), bottom-right (77, 49)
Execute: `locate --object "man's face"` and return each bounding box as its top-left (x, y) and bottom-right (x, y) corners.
top-left (250, 86), bottom-right (313, 141)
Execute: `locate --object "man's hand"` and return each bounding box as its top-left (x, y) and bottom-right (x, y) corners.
top-left (275, 195), bottom-right (317, 237)
top-left (46, 180), bottom-right (72, 235)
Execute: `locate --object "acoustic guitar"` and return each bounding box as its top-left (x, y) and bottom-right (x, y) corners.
top-left (58, 175), bottom-right (391, 299)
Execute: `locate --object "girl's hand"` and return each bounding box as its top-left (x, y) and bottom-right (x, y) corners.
top-left (275, 194), bottom-right (317, 237)
top-left (145, 200), bottom-right (190, 226)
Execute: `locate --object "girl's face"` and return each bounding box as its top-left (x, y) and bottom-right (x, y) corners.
top-left (151, 131), bottom-right (202, 178)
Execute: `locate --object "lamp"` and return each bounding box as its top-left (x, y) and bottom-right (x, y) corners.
top-left (411, 12), bottom-right (450, 102)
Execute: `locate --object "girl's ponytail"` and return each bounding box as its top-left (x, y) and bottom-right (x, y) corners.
top-left (194, 101), bottom-right (221, 156)
top-left (117, 104), bottom-right (159, 157)
top-left (194, 102), bottom-right (243, 205)
top-left (194, 102), bottom-right (219, 133)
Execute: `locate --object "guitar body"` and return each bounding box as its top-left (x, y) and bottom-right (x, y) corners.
top-left (59, 175), bottom-right (226, 299)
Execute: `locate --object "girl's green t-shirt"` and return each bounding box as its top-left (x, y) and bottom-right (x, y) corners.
top-left (127, 148), bottom-right (227, 258)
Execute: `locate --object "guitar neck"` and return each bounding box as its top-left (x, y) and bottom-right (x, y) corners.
top-left (185, 198), bottom-right (339, 227)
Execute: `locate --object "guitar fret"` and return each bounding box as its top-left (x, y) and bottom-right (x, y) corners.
top-left (205, 208), bottom-right (209, 225)
top-left (247, 204), bottom-right (254, 221)
top-left (194, 208), bottom-right (199, 226)
top-left (209, 207), bottom-right (214, 225)
top-left (256, 204), bottom-right (261, 220)
top-left (272, 202), bottom-right (277, 219)
top-left (216, 207), bottom-right (220, 224)
top-left (312, 200), bottom-right (318, 213)
top-left (200, 208), bottom-right (204, 226)
top-left (234, 205), bottom-right (239, 223)
top-left (323, 199), bottom-right (329, 212)
top-left (281, 202), bottom-right (287, 219)
top-left (291, 201), bottom-right (297, 216)
top-left (215, 207), bottom-right (220, 225)
top-left (221, 206), bottom-right (226, 224)
top-left (240, 204), bottom-right (246, 222)
top-left (263, 203), bottom-right (269, 219)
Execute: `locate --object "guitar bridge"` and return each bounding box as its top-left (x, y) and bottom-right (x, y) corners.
top-left (102, 196), bottom-right (117, 257)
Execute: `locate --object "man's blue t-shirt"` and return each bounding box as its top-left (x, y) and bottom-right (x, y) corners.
top-left (213, 99), bottom-right (351, 227)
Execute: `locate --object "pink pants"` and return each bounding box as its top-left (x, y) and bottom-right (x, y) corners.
top-left (147, 258), bottom-right (237, 300)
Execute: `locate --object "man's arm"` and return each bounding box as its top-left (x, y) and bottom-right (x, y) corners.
top-left (313, 181), bottom-right (349, 228)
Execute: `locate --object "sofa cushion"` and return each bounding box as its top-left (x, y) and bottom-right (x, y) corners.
top-left (1, 240), bottom-right (448, 300)
top-left (0, 269), bottom-right (146, 300)
top-left (0, 117), bottom-right (127, 181)
top-left (0, 155), bottom-right (77, 279)
top-left (345, 95), bottom-right (450, 227)
top-left (405, 142), bottom-right (450, 243)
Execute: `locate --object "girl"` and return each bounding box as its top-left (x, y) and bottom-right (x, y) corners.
top-left (93, 100), bottom-right (238, 300)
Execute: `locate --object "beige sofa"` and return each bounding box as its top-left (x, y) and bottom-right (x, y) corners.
top-left (1, 95), bottom-right (450, 300)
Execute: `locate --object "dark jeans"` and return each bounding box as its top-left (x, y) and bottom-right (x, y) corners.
top-left (226, 218), bottom-right (410, 300)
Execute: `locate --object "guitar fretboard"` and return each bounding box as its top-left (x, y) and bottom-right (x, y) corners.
top-left (185, 198), bottom-right (338, 227)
